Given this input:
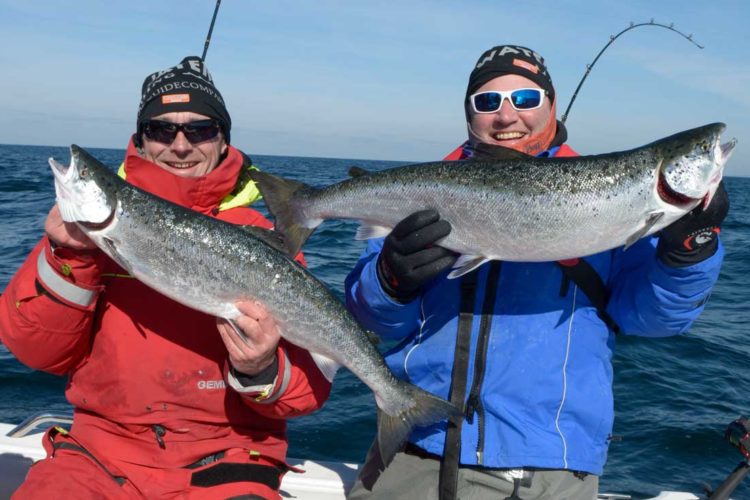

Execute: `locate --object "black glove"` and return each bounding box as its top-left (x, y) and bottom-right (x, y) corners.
top-left (377, 210), bottom-right (456, 302)
top-left (657, 181), bottom-right (729, 267)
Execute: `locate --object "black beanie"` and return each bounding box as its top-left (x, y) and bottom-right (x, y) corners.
top-left (465, 45), bottom-right (555, 105)
top-left (137, 56), bottom-right (232, 144)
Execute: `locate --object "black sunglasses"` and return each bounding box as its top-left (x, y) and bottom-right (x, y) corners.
top-left (142, 119), bottom-right (221, 144)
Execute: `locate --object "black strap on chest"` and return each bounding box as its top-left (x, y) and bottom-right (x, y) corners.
top-left (438, 269), bottom-right (478, 500)
top-left (557, 258), bottom-right (620, 334)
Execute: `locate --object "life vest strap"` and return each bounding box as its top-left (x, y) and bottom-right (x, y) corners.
top-left (439, 268), bottom-right (480, 500)
top-left (557, 258), bottom-right (620, 334)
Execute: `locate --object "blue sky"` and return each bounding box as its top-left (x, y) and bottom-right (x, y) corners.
top-left (0, 0), bottom-right (747, 175)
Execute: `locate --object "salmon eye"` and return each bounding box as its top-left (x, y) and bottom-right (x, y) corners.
top-left (80, 167), bottom-right (89, 178)
top-left (701, 142), bottom-right (709, 153)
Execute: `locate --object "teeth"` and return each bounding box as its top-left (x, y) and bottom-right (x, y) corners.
top-left (167, 162), bottom-right (198, 169)
top-left (493, 132), bottom-right (524, 140)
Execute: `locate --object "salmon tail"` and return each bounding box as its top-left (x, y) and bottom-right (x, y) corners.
top-left (364, 382), bottom-right (460, 490)
top-left (248, 170), bottom-right (319, 257)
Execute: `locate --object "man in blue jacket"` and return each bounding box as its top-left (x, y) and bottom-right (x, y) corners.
top-left (345, 45), bottom-right (728, 500)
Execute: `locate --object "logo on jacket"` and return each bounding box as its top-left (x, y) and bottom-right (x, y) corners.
top-left (683, 227), bottom-right (720, 250)
top-left (197, 380), bottom-right (226, 390)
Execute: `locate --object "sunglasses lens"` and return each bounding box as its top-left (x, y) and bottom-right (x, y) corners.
top-left (473, 92), bottom-right (502, 113)
top-left (182, 120), bottom-right (221, 143)
top-left (144, 121), bottom-right (178, 143)
top-left (472, 89), bottom-right (544, 113)
top-left (510, 89), bottom-right (542, 109)
top-left (143, 120), bottom-right (220, 144)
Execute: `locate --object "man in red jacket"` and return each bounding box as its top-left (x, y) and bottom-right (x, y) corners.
top-left (0, 56), bottom-right (332, 499)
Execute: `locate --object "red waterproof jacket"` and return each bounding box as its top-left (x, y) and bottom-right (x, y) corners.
top-left (0, 140), bottom-right (332, 469)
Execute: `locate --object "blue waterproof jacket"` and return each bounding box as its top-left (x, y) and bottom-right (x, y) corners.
top-left (344, 146), bottom-right (724, 475)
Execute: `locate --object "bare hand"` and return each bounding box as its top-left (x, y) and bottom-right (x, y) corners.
top-left (45, 205), bottom-right (96, 250)
top-left (216, 301), bottom-right (280, 376)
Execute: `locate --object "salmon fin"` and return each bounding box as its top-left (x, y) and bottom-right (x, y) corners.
top-left (355, 223), bottom-right (392, 240)
top-left (227, 319), bottom-right (252, 346)
top-left (448, 255), bottom-right (490, 278)
top-left (348, 166), bottom-right (371, 177)
top-left (309, 352), bottom-right (341, 383)
top-left (624, 212), bottom-right (664, 250)
top-left (281, 224), bottom-right (317, 258)
top-left (365, 330), bottom-right (381, 346)
top-left (100, 238), bottom-right (125, 267)
top-left (358, 437), bottom-right (387, 491)
top-left (470, 142), bottom-right (532, 160)
top-left (237, 225), bottom-right (288, 254)
top-left (56, 199), bottom-right (81, 223)
top-left (248, 171), bottom-right (318, 257)
top-left (373, 382), bottom-right (462, 490)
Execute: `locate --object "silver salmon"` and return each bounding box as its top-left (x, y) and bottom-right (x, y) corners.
top-left (251, 123), bottom-right (735, 277)
top-left (49, 145), bottom-right (461, 471)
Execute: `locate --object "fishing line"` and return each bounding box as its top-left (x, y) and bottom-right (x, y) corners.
top-left (561, 19), bottom-right (704, 124)
top-left (201, 0), bottom-right (222, 61)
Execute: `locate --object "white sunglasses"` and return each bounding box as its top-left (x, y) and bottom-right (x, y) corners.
top-left (470, 88), bottom-right (545, 113)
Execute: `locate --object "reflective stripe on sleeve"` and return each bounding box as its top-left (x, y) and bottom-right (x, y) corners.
top-left (36, 251), bottom-right (97, 308)
top-left (226, 348), bottom-right (292, 403)
top-left (226, 370), bottom-right (272, 395)
top-left (261, 348), bottom-right (291, 404)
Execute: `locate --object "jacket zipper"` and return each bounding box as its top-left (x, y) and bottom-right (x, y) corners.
top-left (152, 424), bottom-right (167, 449)
top-left (464, 261), bottom-right (501, 466)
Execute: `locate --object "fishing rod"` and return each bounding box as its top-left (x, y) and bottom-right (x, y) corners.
top-left (704, 416), bottom-right (750, 500)
top-left (201, 0), bottom-right (223, 61)
top-left (561, 19), bottom-right (704, 124)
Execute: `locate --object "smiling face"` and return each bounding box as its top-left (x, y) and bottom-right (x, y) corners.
top-left (468, 74), bottom-right (554, 153)
top-left (139, 111), bottom-right (228, 177)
